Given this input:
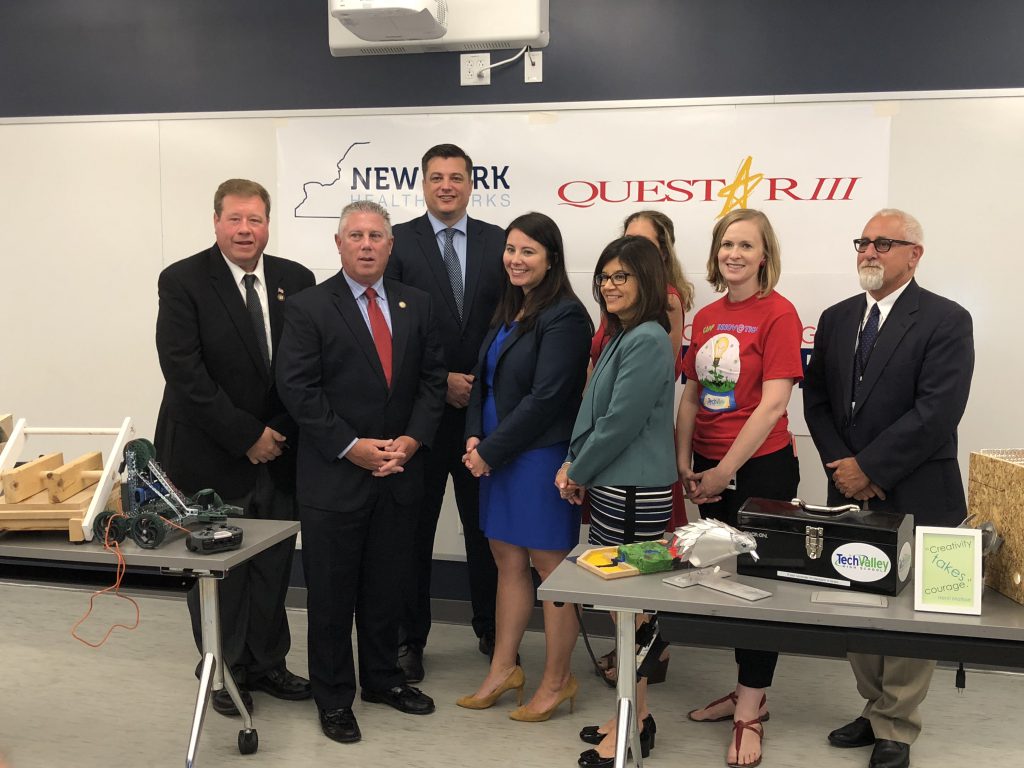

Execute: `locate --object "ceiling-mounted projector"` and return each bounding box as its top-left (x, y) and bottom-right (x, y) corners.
top-left (328, 0), bottom-right (549, 57)
top-left (330, 1), bottom-right (448, 42)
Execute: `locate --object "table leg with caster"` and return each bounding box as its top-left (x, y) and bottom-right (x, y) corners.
top-left (185, 573), bottom-right (258, 766)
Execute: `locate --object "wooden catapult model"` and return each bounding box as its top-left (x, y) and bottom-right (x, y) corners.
top-left (0, 414), bottom-right (134, 542)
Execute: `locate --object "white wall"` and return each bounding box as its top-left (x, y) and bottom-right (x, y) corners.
top-left (2, 94), bottom-right (1018, 558)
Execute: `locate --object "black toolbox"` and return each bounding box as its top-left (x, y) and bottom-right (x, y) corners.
top-left (736, 498), bottom-right (915, 595)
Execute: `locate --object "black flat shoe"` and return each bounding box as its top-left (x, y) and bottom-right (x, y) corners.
top-left (579, 714), bottom-right (655, 746)
top-left (320, 707), bottom-right (361, 744)
top-left (869, 739), bottom-right (910, 768)
top-left (828, 716), bottom-right (876, 748)
top-left (361, 684), bottom-right (435, 715)
top-left (250, 667), bottom-right (312, 700)
top-left (577, 722), bottom-right (653, 766)
top-left (398, 644), bottom-right (425, 684)
top-left (211, 687), bottom-right (253, 717)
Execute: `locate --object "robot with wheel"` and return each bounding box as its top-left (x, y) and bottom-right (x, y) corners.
top-left (92, 438), bottom-right (241, 548)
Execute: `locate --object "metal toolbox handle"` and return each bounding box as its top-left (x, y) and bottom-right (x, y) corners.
top-left (791, 498), bottom-right (861, 518)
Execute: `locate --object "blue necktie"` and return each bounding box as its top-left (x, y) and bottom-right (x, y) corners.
top-left (853, 303), bottom-right (880, 404)
top-left (441, 228), bottom-right (464, 321)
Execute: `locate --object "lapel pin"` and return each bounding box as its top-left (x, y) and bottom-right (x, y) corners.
top-left (399, 301), bottom-right (407, 309)
top-left (277, 288), bottom-right (286, 301)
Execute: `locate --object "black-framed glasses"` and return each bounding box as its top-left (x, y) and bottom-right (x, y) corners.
top-left (853, 237), bottom-right (916, 254)
top-left (594, 271), bottom-right (633, 287)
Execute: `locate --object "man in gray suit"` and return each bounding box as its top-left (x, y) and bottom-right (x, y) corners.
top-left (804, 209), bottom-right (974, 768)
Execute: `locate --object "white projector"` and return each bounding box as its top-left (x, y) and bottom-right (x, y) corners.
top-left (330, 0), bottom-right (448, 42)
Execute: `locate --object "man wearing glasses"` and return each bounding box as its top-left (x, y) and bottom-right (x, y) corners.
top-left (804, 209), bottom-right (974, 768)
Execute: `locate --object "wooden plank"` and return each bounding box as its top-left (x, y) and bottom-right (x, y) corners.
top-left (45, 451), bottom-right (103, 503)
top-left (0, 452), bottom-right (63, 503)
top-left (969, 451), bottom-right (1024, 605)
top-left (0, 483), bottom-right (96, 512)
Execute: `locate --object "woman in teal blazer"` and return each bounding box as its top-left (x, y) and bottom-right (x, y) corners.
top-left (556, 236), bottom-right (678, 767)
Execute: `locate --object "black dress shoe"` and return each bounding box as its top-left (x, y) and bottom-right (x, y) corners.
top-left (211, 688), bottom-right (254, 717)
top-left (320, 707), bottom-right (361, 744)
top-left (361, 684), bottom-right (435, 715)
top-left (828, 716), bottom-right (876, 748)
top-left (250, 667), bottom-right (312, 700)
top-left (580, 714), bottom-right (656, 746)
top-left (578, 724), bottom-right (653, 766)
top-left (870, 739), bottom-right (910, 768)
top-left (478, 633), bottom-right (495, 657)
top-left (398, 644), bottom-right (425, 684)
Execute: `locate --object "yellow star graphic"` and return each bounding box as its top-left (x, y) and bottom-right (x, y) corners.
top-left (716, 156), bottom-right (764, 218)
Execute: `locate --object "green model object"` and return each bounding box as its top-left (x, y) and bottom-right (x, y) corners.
top-left (617, 541), bottom-right (677, 574)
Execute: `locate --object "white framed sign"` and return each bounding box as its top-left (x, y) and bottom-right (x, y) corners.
top-left (914, 527), bottom-right (983, 615)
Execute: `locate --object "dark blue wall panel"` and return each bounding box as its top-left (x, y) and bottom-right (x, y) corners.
top-left (2, 1), bottom-right (1023, 119)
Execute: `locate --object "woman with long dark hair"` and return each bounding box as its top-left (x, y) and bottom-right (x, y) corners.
top-left (457, 212), bottom-right (593, 722)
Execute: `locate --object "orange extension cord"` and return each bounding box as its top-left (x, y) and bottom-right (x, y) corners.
top-left (71, 513), bottom-right (190, 647)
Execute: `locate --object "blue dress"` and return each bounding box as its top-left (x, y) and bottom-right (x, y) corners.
top-left (479, 323), bottom-right (581, 551)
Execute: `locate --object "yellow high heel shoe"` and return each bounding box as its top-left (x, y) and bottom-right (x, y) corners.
top-left (508, 674), bottom-right (578, 722)
top-left (456, 666), bottom-right (525, 710)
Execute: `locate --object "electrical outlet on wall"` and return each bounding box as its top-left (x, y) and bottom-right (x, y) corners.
top-left (525, 51), bottom-right (543, 82)
top-left (460, 53), bottom-right (490, 86)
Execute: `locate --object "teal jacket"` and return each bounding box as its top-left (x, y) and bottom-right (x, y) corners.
top-left (566, 320), bottom-right (677, 488)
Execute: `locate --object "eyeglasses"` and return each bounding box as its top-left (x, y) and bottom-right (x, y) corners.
top-left (853, 237), bottom-right (916, 254)
top-left (594, 271), bottom-right (633, 287)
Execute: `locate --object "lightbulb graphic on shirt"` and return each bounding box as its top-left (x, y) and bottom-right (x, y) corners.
top-left (712, 335), bottom-right (730, 369)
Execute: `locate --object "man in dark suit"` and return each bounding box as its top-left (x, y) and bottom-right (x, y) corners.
top-left (804, 208), bottom-right (974, 768)
top-left (155, 178), bottom-right (314, 716)
top-left (385, 143), bottom-right (506, 681)
top-left (276, 200), bottom-right (447, 744)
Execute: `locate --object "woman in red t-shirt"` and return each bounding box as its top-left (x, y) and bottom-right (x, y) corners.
top-left (677, 209), bottom-right (803, 768)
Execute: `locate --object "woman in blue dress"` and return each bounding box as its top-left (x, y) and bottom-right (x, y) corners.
top-left (457, 212), bottom-right (592, 722)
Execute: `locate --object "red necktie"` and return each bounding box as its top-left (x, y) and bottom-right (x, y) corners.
top-left (364, 287), bottom-right (392, 386)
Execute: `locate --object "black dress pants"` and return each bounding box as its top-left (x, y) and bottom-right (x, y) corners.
top-left (693, 444), bottom-right (799, 689)
top-left (401, 406), bottom-right (497, 648)
top-left (301, 484), bottom-right (409, 710)
top-left (187, 465), bottom-right (296, 684)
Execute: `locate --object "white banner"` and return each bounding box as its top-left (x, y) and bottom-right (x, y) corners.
top-left (277, 102), bottom-right (891, 434)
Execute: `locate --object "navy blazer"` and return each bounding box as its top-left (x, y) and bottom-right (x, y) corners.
top-left (154, 246), bottom-right (315, 497)
top-left (803, 279), bottom-right (974, 526)
top-left (465, 298), bottom-right (592, 470)
top-left (386, 213), bottom-right (506, 376)
top-left (275, 273), bottom-right (447, 512)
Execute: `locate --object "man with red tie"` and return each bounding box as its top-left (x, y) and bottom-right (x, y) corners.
top-left (276, 200), bottom-right (447, 744)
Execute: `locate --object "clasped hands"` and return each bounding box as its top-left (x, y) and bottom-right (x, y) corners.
top-left (827, 456), bottom-right (887, 501)
top-left (347, 435), bottom-right (419, 477)
top-left (462, 436), bottom-right (492, 478)
top-left (246, 426), bottom-right (287, 464)
top-left (554, 463), bottom-right (585, 505)
top-left (680, 465), bottom-right (726, 505)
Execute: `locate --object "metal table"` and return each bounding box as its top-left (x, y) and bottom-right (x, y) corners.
top-left (538, 545), bottom-right (1024, 766)
top-left (0, 518), bottom-right (300, 767)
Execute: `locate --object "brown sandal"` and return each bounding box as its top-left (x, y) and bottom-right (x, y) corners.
top-left (687, 692), bottom-right (770, 723)
top-left (726, 717), bottom-right (765, 768)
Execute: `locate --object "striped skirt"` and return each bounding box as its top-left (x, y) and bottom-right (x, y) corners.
top-left (587, 485), bottom-right (673, 546)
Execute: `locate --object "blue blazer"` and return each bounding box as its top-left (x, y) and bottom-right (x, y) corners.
top-left (803, 279), bottom-right (974, 526)
top-left (465, 298), bottom-right (592, 470)
top-left (567, 321), bottom-right (678, 488)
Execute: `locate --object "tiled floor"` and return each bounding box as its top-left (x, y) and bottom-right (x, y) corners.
top-left (1, 580), bottom-right (1020, 768)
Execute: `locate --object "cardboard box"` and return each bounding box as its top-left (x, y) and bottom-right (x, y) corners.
top-left (968, 450), bottom-right (1024, 605)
